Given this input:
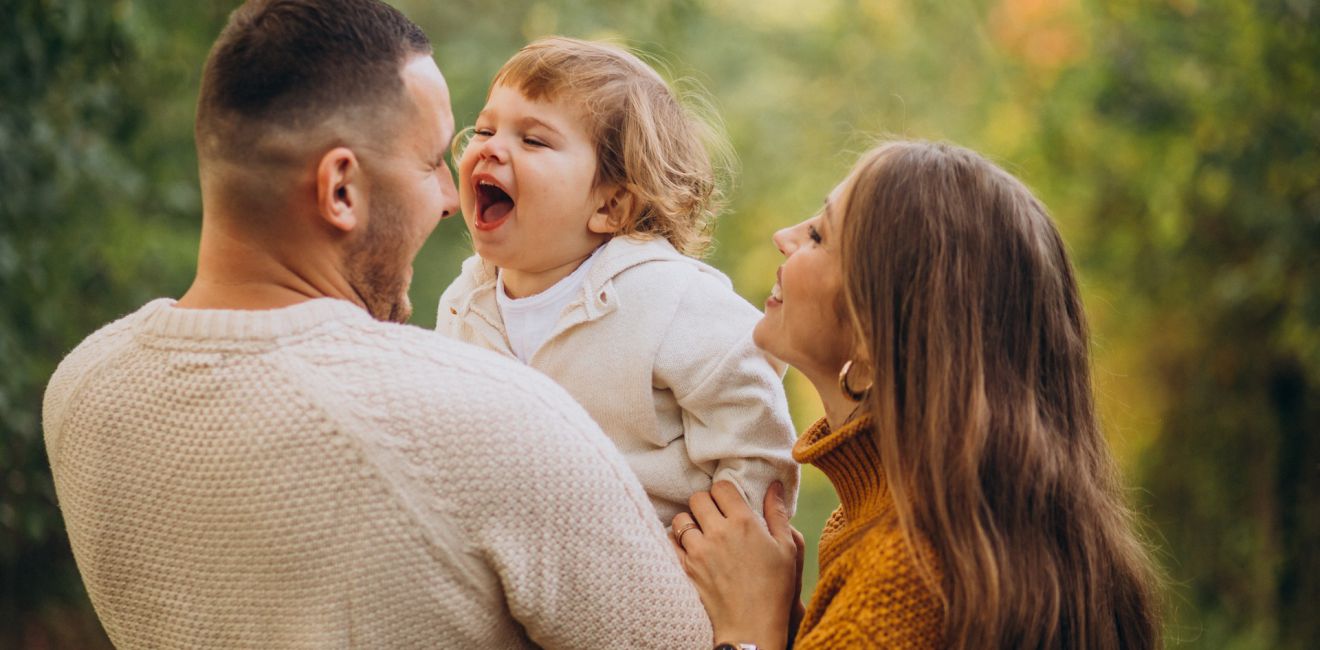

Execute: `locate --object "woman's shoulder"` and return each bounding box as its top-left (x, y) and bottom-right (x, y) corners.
top-left (822, 511), bottom-right (942, 593)
top-left (803, 518), bottom-right (944, 648)
top-left (856, 518), bottom-right (939, 577)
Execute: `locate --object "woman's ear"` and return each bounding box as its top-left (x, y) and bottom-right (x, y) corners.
top-left (842, 312), bottom-right (876, 377)
top-left (588, 185), bottom-right (635, 235)
top-left (316, 147), bottom-right (362, 233)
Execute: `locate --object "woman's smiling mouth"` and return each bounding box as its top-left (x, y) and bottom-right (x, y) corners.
top-left (767, 268), bottom-right (784, 307)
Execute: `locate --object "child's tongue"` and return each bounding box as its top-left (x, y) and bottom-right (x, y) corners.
top-left (478, 184), bottom-right (515, 223)
top-left (482, 198), bottom-right (513, 223)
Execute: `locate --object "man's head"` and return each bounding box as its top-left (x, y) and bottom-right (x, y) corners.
top-left (195, 0), bottom-right (457, 322)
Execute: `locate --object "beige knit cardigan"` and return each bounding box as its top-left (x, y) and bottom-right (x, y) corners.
top-left (437, 235), bottom-right (800, 523)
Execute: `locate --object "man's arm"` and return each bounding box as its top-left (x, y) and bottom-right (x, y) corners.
top-left (389, 351), bottom-right (712, 649)
top-left (473, 384), bottom-right (713, 649)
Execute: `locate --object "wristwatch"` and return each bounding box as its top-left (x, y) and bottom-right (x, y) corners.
top-left (713, 644), bottom-right (759, 650)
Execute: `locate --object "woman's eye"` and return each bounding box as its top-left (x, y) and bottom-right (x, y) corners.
top-left (808, 225), bottom-right (822, 244)
top-left (473, 128), bottom-right (493, 137)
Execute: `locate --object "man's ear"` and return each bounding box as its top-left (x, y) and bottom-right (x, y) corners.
top-left (587, 185), bottom-right (635, 235)
top-left (316, 147), bottom-right (362, 233)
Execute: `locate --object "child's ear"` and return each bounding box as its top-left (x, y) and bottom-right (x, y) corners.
top-left (588, 185), bottom-right (634, 235)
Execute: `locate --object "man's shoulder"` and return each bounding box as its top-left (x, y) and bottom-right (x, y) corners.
top-left (43, 299), bottom-right (173, 451)
top-left (301, 318), bottom-right (596, 433)
top-left (57, 299), bottom-right (171, 360)
top-left (46, 299), bottom-right (171, 388)
top-left (298, 319), bottom-right (626, 490)
top-left (326, 317), bottom-right (526, 382)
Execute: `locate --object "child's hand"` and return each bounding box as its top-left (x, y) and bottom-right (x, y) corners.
top-left (671, 481), bottom-right (800, 650)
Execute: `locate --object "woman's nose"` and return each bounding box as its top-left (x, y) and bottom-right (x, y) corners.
top-left (772, 225), bottom-right (798, 256)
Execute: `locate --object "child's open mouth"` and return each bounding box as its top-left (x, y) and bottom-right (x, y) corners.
top-left (475, 180), bottom-right (515, 231)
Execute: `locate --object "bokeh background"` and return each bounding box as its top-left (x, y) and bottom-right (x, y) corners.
top-left (2, 0), bottom-right (1317, 647)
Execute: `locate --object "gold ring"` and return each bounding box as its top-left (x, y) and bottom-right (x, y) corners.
top-left (674, 522), bottom-right (700, 544)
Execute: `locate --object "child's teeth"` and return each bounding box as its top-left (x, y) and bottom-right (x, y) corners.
top-left (771, 284), bottom-right (782, 301)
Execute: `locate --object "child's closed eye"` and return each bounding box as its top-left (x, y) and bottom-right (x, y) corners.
top-left (523, 136), bottom-right (549, 148)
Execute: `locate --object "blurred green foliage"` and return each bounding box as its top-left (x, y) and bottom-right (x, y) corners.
top-left (1063, 3), bottom-right (1320, 647)
top-left (1, 0), bottom-right (1315, 647)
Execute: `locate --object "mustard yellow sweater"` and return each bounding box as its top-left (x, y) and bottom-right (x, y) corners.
top-left (793, 417), bottom-right (945, 649)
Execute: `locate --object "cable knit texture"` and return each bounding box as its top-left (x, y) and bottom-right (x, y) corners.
top-left (792, 416), bottom-right (945, 649)
top-left (438, 235), bottom-right (799, 524)
top-left (42, 298), bottom-right (711, 649)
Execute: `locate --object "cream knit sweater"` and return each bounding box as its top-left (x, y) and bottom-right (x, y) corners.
top-left (43, 298), bottom-right (711, 649)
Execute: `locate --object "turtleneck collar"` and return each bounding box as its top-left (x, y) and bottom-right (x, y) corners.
top-left (792, 415), bottom-right (892, 524)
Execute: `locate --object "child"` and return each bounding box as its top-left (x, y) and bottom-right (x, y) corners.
top-left (436, 37), bottom-right (798, 523)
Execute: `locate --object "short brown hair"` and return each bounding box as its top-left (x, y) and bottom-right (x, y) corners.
top-left (196, 0), bottom-right (430, 160)
top-left (489, 37), bottom-right (732, 257)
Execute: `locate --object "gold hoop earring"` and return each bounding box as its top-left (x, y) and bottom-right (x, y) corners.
top-left (838, 359), bottom-right (871, 402)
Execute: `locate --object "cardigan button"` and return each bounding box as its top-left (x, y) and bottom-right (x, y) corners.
top-left (449, 307), bottom-right (457, 315)
top-left (599, 291), bottom-right (608, 303)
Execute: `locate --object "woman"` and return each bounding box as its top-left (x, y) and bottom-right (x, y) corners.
top-left (670, 141), bottom-right (1162, 649)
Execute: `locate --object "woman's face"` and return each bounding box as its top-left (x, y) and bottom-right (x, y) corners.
top-left (753, 175), bottom-right (858, 381)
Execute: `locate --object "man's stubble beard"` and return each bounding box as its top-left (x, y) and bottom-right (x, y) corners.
top-left (345, 194), bottom-right (413, 324)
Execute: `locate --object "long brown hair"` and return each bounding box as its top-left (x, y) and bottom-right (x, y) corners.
top-left (839, 141), bottom-right (1161, 648)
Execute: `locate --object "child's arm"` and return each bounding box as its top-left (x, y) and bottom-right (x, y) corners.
top-left (653, 272), bottom-right (800, 516)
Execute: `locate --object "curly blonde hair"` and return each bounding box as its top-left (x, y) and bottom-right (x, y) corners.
top-left (488, 37), bottom-right (733, 257)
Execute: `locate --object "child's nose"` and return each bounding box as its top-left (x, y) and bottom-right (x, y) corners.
top-left (477, 136), bottom-right (509, 164)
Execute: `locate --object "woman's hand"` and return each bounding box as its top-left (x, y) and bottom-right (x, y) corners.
top-left (672, 481), bottom-right (803, 650)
